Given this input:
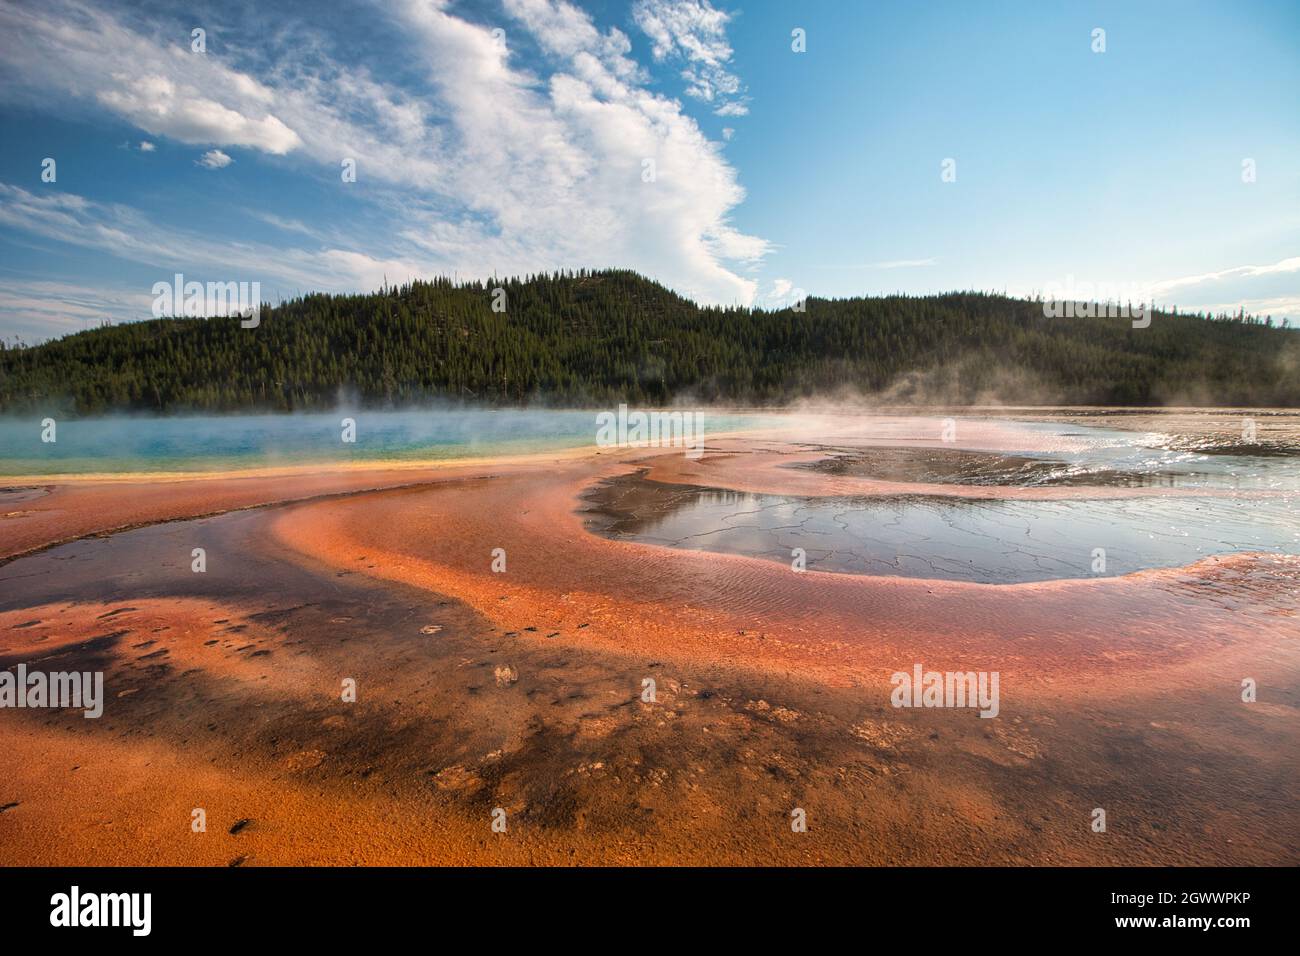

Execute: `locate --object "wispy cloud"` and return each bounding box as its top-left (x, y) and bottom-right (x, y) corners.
top-left (633, 0), bottom-right (748, 116)
top-left (245, 210), bottom-right (331, 242)
top-left (810, 258), bottom-right (938, 271)
top-left (0, 0), bottom-right (768, 338)
top-left (0, 278), bottom-right (153, 342)
top-left (870, 258), bottom-right (937, 270)
top-left (0, 183), bottom-right (424, 299)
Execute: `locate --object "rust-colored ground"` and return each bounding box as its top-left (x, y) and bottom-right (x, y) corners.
top-left (2, 413), bottom-right (1297, 865)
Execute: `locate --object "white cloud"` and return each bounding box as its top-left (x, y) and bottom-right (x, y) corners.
top-left (0, 2), bottom-right (301, 155)
top-left (1146, 256), bottom-right (1300, 299)
top-left (0, 0), bottom-right (768, 334)
top-left (378, 0), bottom-right (766, 304)
top-left (1143, 256), bottom-right (1300, 320)
top-left (196, 148), bottom-right (232, 169)
top-left (633, 0), bottom-right (748, 115)
top-left (503, 0), bottom-right (640, 79)
top-left (139, 140), bottom-right (156, 152)
top-left (755, 276), bottom-right (806, 310)
top-left (98, 73), bottom-right (300, 154)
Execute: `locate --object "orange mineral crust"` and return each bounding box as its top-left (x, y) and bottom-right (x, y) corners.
top-left (2, 421), bottom-right (1298, 866)
top-left (0, 451), bottom-right (593, 563)
top-left (269, 450), bottom-right (1298, 692)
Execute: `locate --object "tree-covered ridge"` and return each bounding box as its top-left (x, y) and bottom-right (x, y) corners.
top-left (1, 269), bottom-right (1296, 414)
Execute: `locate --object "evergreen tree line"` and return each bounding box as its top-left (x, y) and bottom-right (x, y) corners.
top-left (1, 269), bottom-right (1295, 415)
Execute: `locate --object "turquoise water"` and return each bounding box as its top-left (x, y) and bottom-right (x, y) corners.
top-left (0, 409), bottom-right (769, 475)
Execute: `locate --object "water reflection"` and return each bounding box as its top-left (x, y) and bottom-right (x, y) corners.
top-left (584, 472), bottom-right (1300, 584)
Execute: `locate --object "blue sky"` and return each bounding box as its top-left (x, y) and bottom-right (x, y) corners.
top-left (0, 0), bottom-right (1296, 341)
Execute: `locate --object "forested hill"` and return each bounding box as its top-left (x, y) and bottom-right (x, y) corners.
top-left (1, 270), bottom-right (1296, 414)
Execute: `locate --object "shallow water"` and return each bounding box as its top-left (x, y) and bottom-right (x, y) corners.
top-left (585, 476), bottom-right (1300, 583)
top-left (587, 416), bottom-right (1300, 584)
top-left (1010, 421), bottom-right (1300, 489)
top-left (806, 421), bottom-right (1300, 491)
